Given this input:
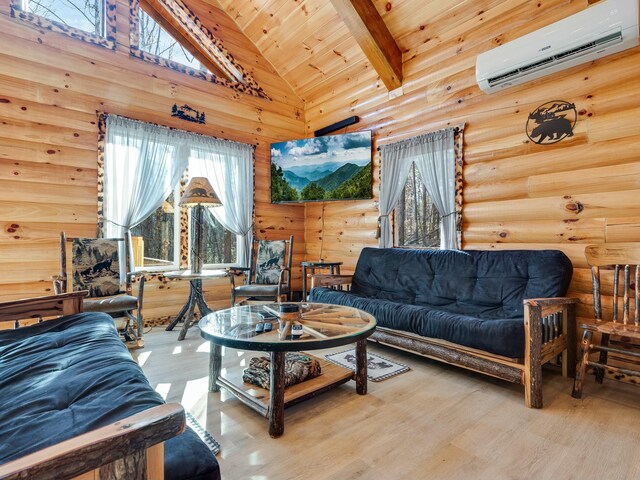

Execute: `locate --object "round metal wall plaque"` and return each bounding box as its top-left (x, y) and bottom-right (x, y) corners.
top-left (526, 100), bottom-right (577, 145)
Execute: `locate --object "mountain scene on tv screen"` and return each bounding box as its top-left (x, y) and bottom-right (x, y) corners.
top-left (270, 131), bottom-right (372, 203)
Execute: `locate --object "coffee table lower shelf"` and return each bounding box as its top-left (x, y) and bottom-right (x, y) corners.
top-left (216, 355), bottom-right (353, 417)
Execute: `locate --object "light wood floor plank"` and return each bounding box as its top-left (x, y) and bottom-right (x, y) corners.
top-left (135, 328), bottom-right (640, 479)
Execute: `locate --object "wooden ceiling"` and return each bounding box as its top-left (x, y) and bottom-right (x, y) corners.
top-left (182, 0), bottom-right (590, 128)
top-left (198, 0), bottom-right (489, 104)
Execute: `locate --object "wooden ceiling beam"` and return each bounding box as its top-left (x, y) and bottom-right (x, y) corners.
top-left (329, 0), bottom-right (402, 90)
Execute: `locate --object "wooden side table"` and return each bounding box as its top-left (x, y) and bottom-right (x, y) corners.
top-left (164, 269), bottom-right (228, 340)
top-left (301, 261), bottom-right (342, 301)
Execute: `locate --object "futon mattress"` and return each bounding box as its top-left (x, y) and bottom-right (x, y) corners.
top-left (0, 312), bottom-right (220, 480)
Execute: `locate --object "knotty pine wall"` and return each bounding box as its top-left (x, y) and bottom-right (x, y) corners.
top-left (0, 0), bottom-right (305, 323)
top-left (302, 1), bottom-right (640, 327)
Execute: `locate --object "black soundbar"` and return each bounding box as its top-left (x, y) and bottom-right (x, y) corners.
top-left (314, 116), bottom-right (359, 137)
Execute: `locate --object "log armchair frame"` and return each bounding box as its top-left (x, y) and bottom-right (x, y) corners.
top-left (312, 275), bottom-right (577, 408)
top-left (0, 292), bottom-right (185, 480)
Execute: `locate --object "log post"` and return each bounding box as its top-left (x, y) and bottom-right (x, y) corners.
top-left (524, 303), bottom-right (543, 408)
top-left (209, 343), bottom-right (222, 393)
top-left (355, 339), bottom-right (368, 395)
top-left (572, 329), bottom-right (593, 399)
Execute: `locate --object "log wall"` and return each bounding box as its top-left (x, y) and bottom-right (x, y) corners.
top-left (301, 0), bottom-right (640, 327)
top-left (0, 0), bottom-right (305, 322)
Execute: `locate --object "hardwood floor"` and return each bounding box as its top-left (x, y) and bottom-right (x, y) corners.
top-left (135, 328), bottom-right (640, 480)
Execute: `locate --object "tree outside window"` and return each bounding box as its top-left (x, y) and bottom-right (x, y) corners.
top-left (22, 0), bottom-right (104, 35)
top-left (130, 190), bottom-right (179, 268)
top-left (394, 163), bottom-right (441, 248)
top-left (138, 6), bottom-right (209, 71)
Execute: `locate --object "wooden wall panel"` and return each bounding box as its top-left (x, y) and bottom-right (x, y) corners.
top-left (0, 0), bottom-right (305, 324)
top-left (299, 0), bottom-right (640, 332)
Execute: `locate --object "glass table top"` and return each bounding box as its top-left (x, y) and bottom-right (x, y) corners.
top-left (198, 303), bottom-right (376, 351)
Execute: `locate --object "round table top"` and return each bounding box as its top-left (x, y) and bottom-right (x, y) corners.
top-left (163, 269), bottom-right (228, 280)
top-left (300, 261), bottom-right (343, 267)
top-left (198, 303), bottom-right (376, 351)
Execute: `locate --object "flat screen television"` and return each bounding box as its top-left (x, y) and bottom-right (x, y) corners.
top-left (270, 131), bottom-right (372, 203)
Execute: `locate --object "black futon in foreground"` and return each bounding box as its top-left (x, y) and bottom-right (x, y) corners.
top-left (0, 292), bottom-right (220, 480)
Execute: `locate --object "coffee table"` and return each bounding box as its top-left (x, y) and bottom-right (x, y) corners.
top-left (199, 303), bottom-right (376, 437)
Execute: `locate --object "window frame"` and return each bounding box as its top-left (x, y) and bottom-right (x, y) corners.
top-left (97, 113), bottom-right (247, 273)
top-left (390, 126), bottom-right (464, 250)
top-left (10, 0), bottom-right (117, 50)
top-left (127, 0), bottom-right (268, 99)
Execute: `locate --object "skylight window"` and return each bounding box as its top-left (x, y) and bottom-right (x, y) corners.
top-left (128, 0), bottom-right (267, 98)
top-left (22, 0), bottom-right (104, 35)
top-left (10, 0), bottom-right (116, 49)
top-left (138, 7), bottom-right (209, 72)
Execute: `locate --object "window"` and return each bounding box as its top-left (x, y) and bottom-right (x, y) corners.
top-left (130, 189), bottom-right (180, 268)
top-left (102, 115), bottom-right (253, 272)
top-left (202, 209), bottom-right (237, 265)
top-left (127, 0), bottom-right (267, 98)
top-left (138, 7), bottom-right (209, 72)
top-left (10, 0), bottom-right (116, 49)
top-left (394, 163), bottom-right (441, 248)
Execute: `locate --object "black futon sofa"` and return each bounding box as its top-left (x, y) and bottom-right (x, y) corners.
top-left (0, 292), bottom-right (220, 480)
top-left (311, 248), bottom-right (577, 408)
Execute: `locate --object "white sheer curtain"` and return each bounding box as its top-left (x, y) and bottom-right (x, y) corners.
top-left (185, 136), bottom-right (254, 268)
top-left (412, 128), bottom-right (457, 249)
top-left (378, 143), bottom-right (414, 248)
top-left (378, 127), bottom-right (458, 249)
top-left (104, 116), bottom-right (189, 275)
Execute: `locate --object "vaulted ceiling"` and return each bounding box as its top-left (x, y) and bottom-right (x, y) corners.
top-left (184, 0), bottom-right (490, 104)
top-left (178, 0), bottom-right (584, 129)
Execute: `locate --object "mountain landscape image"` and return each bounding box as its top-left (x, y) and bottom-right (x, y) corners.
top-left (270, 131), bottom-right (372, 203)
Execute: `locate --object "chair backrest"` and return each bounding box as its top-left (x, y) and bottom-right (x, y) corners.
top-left (58, 232), bottom-right (129, 298)
top-left (585, 243), bottom-right (640, 326)
top-left (251, 236), bottom-right (293, 285)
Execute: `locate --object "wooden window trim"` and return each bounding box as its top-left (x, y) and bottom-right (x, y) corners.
top-left (128, 0), bottom-right (269, 99)
top-left (97, 113), bottom-right (255, 271)
top-left (9, 0), bottom-right (117, 50)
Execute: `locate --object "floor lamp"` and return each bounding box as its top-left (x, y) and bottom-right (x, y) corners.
top-left (179, 176), bottom-right (223, 274)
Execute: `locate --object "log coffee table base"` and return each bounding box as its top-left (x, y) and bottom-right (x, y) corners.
top-left (200, 303), bottom-right (377, 438)
top-left (208, 342), bottom-right (369, 437)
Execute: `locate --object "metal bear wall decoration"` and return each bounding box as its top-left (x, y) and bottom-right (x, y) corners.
top-left (526, 100), bottom-right (577, 145)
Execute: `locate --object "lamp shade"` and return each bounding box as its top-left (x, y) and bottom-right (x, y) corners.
top-left (179, 177), bottom-right (223, 207)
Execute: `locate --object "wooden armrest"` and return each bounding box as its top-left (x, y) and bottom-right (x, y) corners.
top-left (524, 297), bottom-right (579, 317)
top-left (311, 274), bottom-right (354, 289)
top-left (0, 292), bottom-right (87, 324)
top-left (0, 403), bottom-right (185, 480)
top-left (523, 297), bottom-right (579, 307)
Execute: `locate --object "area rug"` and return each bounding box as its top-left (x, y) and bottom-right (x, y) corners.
top-left (186, 411), bottom-right (221, 455)
top-left (325, 349), bottom-right (410, 382)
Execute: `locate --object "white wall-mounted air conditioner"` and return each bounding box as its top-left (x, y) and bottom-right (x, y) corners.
top-left (476, 0), bottom-right (639, 94)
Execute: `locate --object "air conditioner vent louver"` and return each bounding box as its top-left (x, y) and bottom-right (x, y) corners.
top-left (476, 0), bottom-right (639, 94)
top-left (487, 30), bottom-right (623, 88)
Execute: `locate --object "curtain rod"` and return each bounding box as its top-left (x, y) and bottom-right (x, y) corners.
top-left (375, 125), bottom-right (463, 151)
top-left (102, 112), bottom-right (257, 150)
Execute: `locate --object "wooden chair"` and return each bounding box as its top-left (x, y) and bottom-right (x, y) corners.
top-left (572, 243), bottom-right (640, 398)
top-left (53, 232), bottom-right (145, 347)
top-left (229, 236), bottom-right (294, 305)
